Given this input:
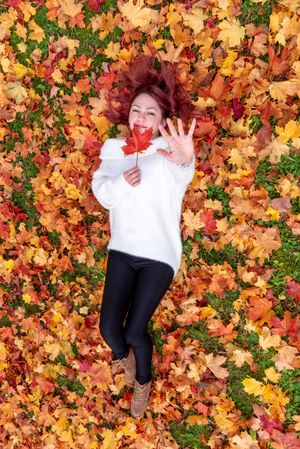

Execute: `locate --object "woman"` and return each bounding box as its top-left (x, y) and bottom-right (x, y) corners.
top-left (92, 55), bottom-right (198, 418)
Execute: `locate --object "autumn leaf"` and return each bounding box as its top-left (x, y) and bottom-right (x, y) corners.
top-left (6, 81), bottom-right (28, 104)
top-left (118, 0), bottom-right (158, 28)
top-left (121, 126), bottom-right (152, 166)
top-left (218, 19), bottom-right (246, 48)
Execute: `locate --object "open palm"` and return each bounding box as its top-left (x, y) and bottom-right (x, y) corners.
top-left (157, 117), bottom-right (196, 166)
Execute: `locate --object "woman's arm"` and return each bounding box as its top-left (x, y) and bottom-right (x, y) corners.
top-left (156, 118), bottom-right (196, 186)
top-left (91, 159), bottom-right (132, 210)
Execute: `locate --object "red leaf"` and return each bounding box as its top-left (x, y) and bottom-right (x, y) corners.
top-left (88, 0), bottom-right (105, 12)
top-left (260, 415), bottom-right (282, 435)
top-left (79, 359), bottom-right (92, 373)
top-left (232, 98), bottom-right (244, 119)
top-left (7, 0), bottom-right (22, 7)
top-left (122, 127), bottom-right (153, 156)
top-left (286, 281), bottom-right (300, 303)
top-left (0, 222), bottom-right (10, 239)
top-left (201, 208), bottom-right (217, 234)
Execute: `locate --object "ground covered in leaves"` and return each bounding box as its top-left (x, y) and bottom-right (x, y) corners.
top-left (0, 0), bottom-right (300, 447)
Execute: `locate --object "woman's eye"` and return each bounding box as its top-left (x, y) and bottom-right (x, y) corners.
top-left (148, 112), bottom-right (155, 116)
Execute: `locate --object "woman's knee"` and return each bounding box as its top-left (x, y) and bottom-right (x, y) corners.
top-left (124, 327), bottom-right (150, 347)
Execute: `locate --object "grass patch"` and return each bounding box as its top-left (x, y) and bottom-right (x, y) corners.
top-left (279, 368), bottom-right (300, 421)
top-left (227, 362), bottom-right (260, 419)
top-left (238, 0), bottom-right (276, 26)
top-left (204, 290), bottom-right (240, 324)
top-left (183, 322), bottom-right (224, 355)
top-left (169, 422), bottom-right (213, 449)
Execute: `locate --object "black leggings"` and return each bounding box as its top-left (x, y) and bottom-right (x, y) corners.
top-left (100, 250), bottom-right (174, 384)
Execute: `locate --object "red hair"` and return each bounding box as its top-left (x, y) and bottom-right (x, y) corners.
top-left (104, 55), bottom-right (200, 124)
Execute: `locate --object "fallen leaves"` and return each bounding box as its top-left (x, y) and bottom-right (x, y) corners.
top-left (0, 0), bottom-right (299, 447)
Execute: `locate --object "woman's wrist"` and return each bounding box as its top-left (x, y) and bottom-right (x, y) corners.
top-left (179, 157), bottom-right (194, 168)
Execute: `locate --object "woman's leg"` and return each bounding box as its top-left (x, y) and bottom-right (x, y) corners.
top-left (124, 261), bottom-right (174, 384)
top-left (100, 250), bottom-right (136, 359)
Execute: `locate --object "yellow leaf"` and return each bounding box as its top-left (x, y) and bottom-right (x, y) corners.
top-left (28, 19), bottom-right (45, 43)
top-left (182, 8), bottom-right (205, 34)
top-left (65, 183), bottom-right (82, 200)
top-left (9, 223), bottom-right (16, 239)
top-left (19, 2), bottom-right (36, 22)
top-left (0, 343), bottom-right (7, 361)
top-left (60, 0), bottom-right (83, 18)
top-left (229, 147), bottom-right (244, 168)
top-left (242, 378), bottom-right (265, 396)
top-left (104, 41), bottom-right (120, 60)
top-left (119, 47), bottom-right (133, 62)
top-left (120, 0), bottom-right (158, 28)
top-left (275, 120), bottom-right (300, 142)
top-left (262, 384), bottom-right (289, 406)
top-left (228, 169), bottom-right (252, 180)
top-left (199, 306), bottom-right (217, 319)
top-left (6, 82), bottom-right (28, 104)
top-left (120, 421), bottom-right (138, 438)
top-left (218, 19), bottom-right (246, 48)
top-left (264, 367), bottom-right (281, 384)
top-left (13, 63), bottom-right (33, 78)
top-left (166, 4), bottom-right (182, 27)
top-left (22, 293), bottom-right (32, 304)
top-left (259, 327), bottom-right (282, 350)
top-left (265, 207), bottom-right (280, 221)
top-left (193, 97), bottom-right (216, 109)
top-left (101, 429), bottom-right (119, 449)
top-left (0, 10), bottom-right (18, 31)
top-left (92, 115), bottom-right (111, 137)
top-left (152, 38), bottom-right (165, 49)
top-left (182, 210), bottom-right (202, 231)
top-left (33, 248), bottom-right (48, 266)
top-left (220, 50), bottom-right (238, 76)
top-left (3, 259), bottom-right (15, 273)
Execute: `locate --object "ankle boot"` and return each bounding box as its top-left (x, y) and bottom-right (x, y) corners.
top-left (112, 348), bottom-right (136, 385)
top-left (130, 379), bottom-right (152, 418)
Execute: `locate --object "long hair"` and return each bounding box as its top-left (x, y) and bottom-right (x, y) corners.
top-left (104, 55), bottom-right (200, 124)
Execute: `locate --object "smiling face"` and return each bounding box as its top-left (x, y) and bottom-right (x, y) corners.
top-left (128, 93), bottom-right (165, 138)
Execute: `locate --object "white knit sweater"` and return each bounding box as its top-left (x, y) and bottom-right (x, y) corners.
top-left (91, 136), bottom-right (195, 276)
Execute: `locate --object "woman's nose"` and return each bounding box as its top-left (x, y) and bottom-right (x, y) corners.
top-left (137, 111), bottom-right (146, 121)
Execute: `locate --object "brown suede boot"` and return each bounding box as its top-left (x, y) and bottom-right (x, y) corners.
top-left (130, 379), bottom-right (152, 418)
top-left (112, 348), bottom-right (136, 385)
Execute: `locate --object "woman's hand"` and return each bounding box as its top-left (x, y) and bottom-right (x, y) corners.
top-left (157, 118), bottom-right (196, 166)
top-left (123, 166), bottom-right (141, 187)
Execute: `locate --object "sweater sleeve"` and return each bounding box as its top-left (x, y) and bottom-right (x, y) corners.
top-left (91, 159), bottom-right (131, 210)
top-left (164, 156), bottom-right (196, 190)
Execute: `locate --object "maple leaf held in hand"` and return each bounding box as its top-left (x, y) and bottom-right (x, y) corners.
top-left (122, 126), bottom-right (153, 166)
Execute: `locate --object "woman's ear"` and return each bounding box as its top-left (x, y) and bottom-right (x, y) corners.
top-left (161, 118), bottom-right (166, 128)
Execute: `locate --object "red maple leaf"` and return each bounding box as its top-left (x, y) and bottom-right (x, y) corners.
top-left (286, 280), bottom-right (300, 303)
top-left (201, 208), bottom-right (217, 234)
top-left (122, 127), bottom-right (153, 157)
top-left (88, 0), bottom-right (106, 12)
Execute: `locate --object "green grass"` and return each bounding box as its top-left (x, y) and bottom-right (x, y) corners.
top-left (204, 290), bottom-right (240, 324)
top-left (183, 322), bottom-right (225, 355)
top-left (169, 422), bottom-right (213, 449)
top-left (279, 368), bottom-right (300, 421)
top-left (238, 0), bottom-right (277, 26)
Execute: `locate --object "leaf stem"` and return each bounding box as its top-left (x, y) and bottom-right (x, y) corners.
top-left (135, 152), bottom-right (139, 167)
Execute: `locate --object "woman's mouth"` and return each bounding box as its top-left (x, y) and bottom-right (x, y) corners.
top-left (135, 125), bottom-right (148, 133)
